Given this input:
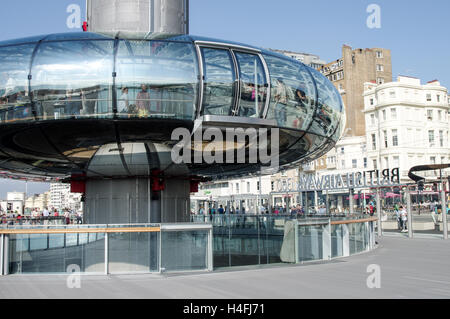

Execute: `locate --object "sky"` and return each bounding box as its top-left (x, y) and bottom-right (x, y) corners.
top-left (0, 0), bottom-right (449, 197)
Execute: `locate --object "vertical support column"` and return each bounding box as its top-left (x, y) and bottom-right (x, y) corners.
top-left (349, 188), bottom-right (354, 216)
top-left (3, 235), bottom-right (8, 275)
top-left (207, 226), bottom-right (213, 271)
top-left (314, 191), bottom-right (318, 211)
top-left (325, 191), bottom-right (330, 216)
top-left (342, 224), bottom-right (350, 257)
top-left (322, 220), bottom-right (331, 260)
top-left (305, 192), bottom-right (309, 215)
top-left (441, 188), bottom-right (448, 240)
top-left (406, 186), bottom-right (413, 239)
top-left (376, 188), bottom-right (382, 237)
top-left (294, 220), bottom-right (299, 263)
top-left (310, 226), bottom-right (319, 260)
top-left (335, 225), bottom-right (343, 257)
top-left (364, 222), bottom-right (370, 251)
top-left (104, 232), bottom-right (109, 275)
top-left (0, 234), bottom-right (4, 276)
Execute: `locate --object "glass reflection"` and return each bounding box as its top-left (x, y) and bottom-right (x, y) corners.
top-left (31, 40), bottom-right (115, 120)
top-left (263, 54), bottom-right (316, 130)
top-left (201, 47), bottom-right (235, 116)
top-left (0, 44), bottom-right (35, 123)
top-left (234, 52), bottom-right (267, 118)
top-left (116, 40), bottom-right (198, 120)
top-left (309, 68), bottom-right (343, 137)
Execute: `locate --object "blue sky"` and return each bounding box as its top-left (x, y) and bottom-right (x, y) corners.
top-left (1, 0), bottom-right (449, 87)
top-left (0, 0), bottom-right (449, 197)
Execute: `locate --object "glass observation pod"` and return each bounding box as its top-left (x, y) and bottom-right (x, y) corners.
top-left (0, 32), bottom-right (345, 180)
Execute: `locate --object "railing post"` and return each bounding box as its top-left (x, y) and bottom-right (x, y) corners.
top-left (0, 234), bottom-right (3, 276)
top-left (376, 189), bottom-right (382, 237)
top-left (104, 232), bottom-right (109, 275)
top-left (294, 219), bottom-right (299, 263)
top-left (406, 186), bottom-right (413, 239)
top-left (3, 235), bottom-right (8, 275)
top-left (322, 219), bottom-right (331, 260)
top-left (208, 226), bottom-right (213, 271)
top-left (442, 188), bottom-right (448, 240)
top-left (342, 224), bottom-right (350, 257)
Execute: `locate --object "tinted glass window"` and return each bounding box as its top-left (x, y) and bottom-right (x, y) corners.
top-left (263, 54), bottom-right (316, 130)
top-left (116, 40), bottom-right (198, 120)
top-left (309, 68), bottom-right (343, 137)
top-left (234, 52), bottom-right (267, 118)
top-left (201, 47), bottom-right (235, 116)
top-left (0, 44), bottom-right (35, 123)
top-left (31, 40), bottom-right (114, 120)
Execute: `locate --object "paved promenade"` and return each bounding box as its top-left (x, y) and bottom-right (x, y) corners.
top-left (1, 235), bottom-right (449, 299)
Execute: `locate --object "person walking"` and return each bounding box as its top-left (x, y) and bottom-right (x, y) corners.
top-left (400, 206), bottom-right (408, 233)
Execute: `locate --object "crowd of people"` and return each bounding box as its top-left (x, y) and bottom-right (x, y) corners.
top-left (1, 207), bottom-right (83, 226)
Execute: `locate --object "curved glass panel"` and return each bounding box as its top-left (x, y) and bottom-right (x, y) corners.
top-left (309, 68), bottom-right (343, 137)
top-left (263, 54), bottom-right (316, 130)
top-left (44, 32), bottom-right (113, 41)
top-left (0, 35), bottom-right (42, 47)
top-left (234, 52), bottom-right (267, 118)
top-left (116, 40), bottom-right (198, 120)
top-left (31, 40), bottom-right (115, 120)
top-left (0, 44), bottom-right (35, 123)
top-left (201, 47), bottom-right (235, 116)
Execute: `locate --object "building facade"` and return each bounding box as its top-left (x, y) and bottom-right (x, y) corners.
top-left (363, 76), bottom-right (450, 183)
top-left (320, 45), bottom-right (392, 137)
top-left (25, 192), bottom-right (50, 212)
top-left (50, 183), bottom-right (82, 212)
top-left (270, 49), bottom-right (326, 70)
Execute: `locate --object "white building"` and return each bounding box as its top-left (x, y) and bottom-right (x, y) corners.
top-left (269, 49), bottom-right (326, 70)
top-left (191, 175), bottom-right (272, 214)
top-left (363, 76), bottom-right (450, 183)
top-left (7, 192), bottom-right (26, 202)
top-left (50, 183), bottom-right (82, 211)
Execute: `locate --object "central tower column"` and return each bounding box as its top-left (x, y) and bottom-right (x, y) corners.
top-left (86, 0), bottom-right (189, 34)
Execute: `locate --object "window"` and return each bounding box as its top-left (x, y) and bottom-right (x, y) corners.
top-left (373, 159), bottom-right (377, 170)
top-left (352, 159), bottom-right (357, 168)
top-left (439, 130), bottom-right (444, 147)
top-left (271, 181), bottom-right (274, 191)
top-left (437, 95), bottom-right (440, 102)
top-left (389, 91), bottom-right (396, 98)
top-left (427, 109), bottom-right (433, 120)
top-left (376, 64), bottom-right (384, 71)
top-left (382, 109), bottom-right (386, 121)
top-left (236, 183), bottom-right (240, 194)
top-left (370, 98), bottom-right (374, 106)
top-left (341, 160), bottom-right (345, 169)
top-left (201, 47), bottom-right (235, 116)
top-left (257, 181), bottom-right (260, 191)
top-left (370, 114), bottom-right (375, 125)
top-left (393, 156), bottom-right (399, 167)
top-left (391, 108), bottom-right (397, 119)
top-left (438, 110), bottom-right (442, 121)
top-left (392, 129), bottom-right (398, 146)
top-left (363, 158), bottom-right (367, 168)
top-left (383, 130), bottom-right (388, 148)
top-left (377, 77), bottom-right (385, 84)
top-left (430, 156), bottom-right (436, 164)
top-left (341, 147), bottom-right (345, 154)
top-left (426, 94), bottom-right (432, 102)
top-left (247, 182), bottom-right (250, 193)
top-left (376, 51), bottom-right (383, 58)
top-left (371, 134), bottom-right (377, 150)
top-left (428, 130), bottom-right (435, 147)
top-left (384, 157), bottom-right (389, 168)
